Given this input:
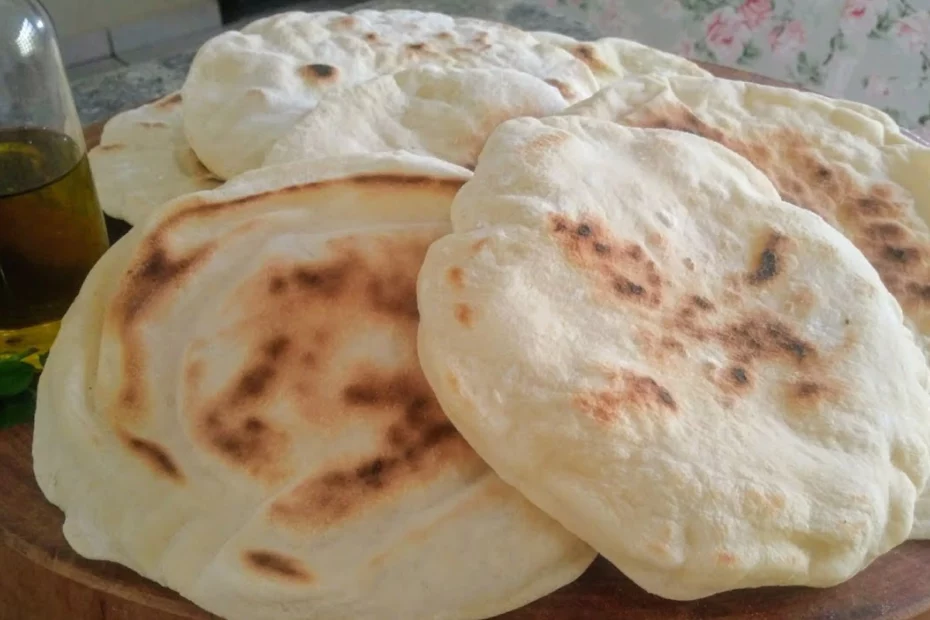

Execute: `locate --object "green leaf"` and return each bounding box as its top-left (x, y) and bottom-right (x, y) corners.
top-left (868, 11), bottom-right (894, 39)
top-left (0, 389), bottom-right (36, 428)
top-left (878, 10), bottom-right (894, 31)
top-left (794, 50), bottom-right (826, 86)
top-left (38, 351), bottom-right (49, 368)
top-left (693, 39), bottom-right (717, 63)
top-left (796, 52), bottom-right (814, 79)
top-left (0, 360), bottom-right (36, 397)
top-left (738, 40), bottom-right (762, 65)
top-left (832, 31), bottom-right (848, 51)
top-left (809, 66), bottom-right (825, 86)
top-left (4, 347), bottom-right (38, 362)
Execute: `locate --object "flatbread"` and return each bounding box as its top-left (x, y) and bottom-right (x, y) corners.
top-left (33, 151), bottom-right (595, 620)
top-left (264, 65), bottom-right (568, 169)
top-left (88, 91), bottom-right (221, 226)
top-left (181, 10), bottom-right (600, 179)
top-left (416, 116), bottom-right (930, 601)
top-left (531, 30), bottom-right (711, 86)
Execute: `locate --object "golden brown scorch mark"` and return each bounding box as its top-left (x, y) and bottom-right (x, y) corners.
top-left (576, 369), bottom-right (677, 423)
top-left (544, 79), bottom-right (575, 101)
top-left (571, 44), bottom-right (610, 73)
top-left (269, 369), bottom-right (470, 529)
top-left (748, 231), bottom-right (790, 285)
top-left (785, 379), bottom-right (838, 412)
top-left (244, 550), bottom-right (314, 582)
top-left (199, 408), bottom-right (288, 481)
top-left (123, 435), bottom-right (184, 482)
top-left (717, 365), bottom-right (753, 396)
top-left (154, 92), bottom-right (182, 108)
top-left (446, 372), bottom-right (461, 395)
top-left (719, 316), bottom-right (814, 366)
top-left (524, 132), bottom-right (571, 165)
top-left (454, 303), bottom-right (474, 327)
top-left (447, 266), bottom-right (465, 289)
top-left (331, 15), bottom-right (357, 28)
top-left (550, 214), bottom-right (663, 308)
top-left (717, 551), bottom-right (739, 567)
top-left (470, 238), bottom-right (489, 254)
top-left (299, 64), bottom-right (338, 83)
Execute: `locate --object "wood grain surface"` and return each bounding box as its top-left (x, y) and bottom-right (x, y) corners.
top-left (2, 62), bottom-right (930, 620)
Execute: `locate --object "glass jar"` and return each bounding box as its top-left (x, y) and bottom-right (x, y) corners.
top-left (0, 0), bottom-right (110, 359)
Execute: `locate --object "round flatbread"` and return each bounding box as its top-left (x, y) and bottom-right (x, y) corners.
top-left (530, 30), bottom-right (711, 86)
top-left (564, 75), bottom-right (930, 537)
top-left (416, 116), bottom-right (930, 601)
top-left (263, 65), bottom-right (568, 169)
top-left (33, 151), bottom-right (595, 620)
top-left (181, 9), bottom-right (600, 179)
top-left (89, 91), bottom-right (221, 226)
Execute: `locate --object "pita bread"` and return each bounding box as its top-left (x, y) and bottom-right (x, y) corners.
top-left (531, 30), bottom-right (711, 85)
top-left (416, 116), bottom-right (930, 601)
top-left (264, 65), bottom-right (568, 169)
top-left (33, 151), bottom-right (595, 620)
top-left (181, 10), bottom-right (600, 179)
top-left (88, 91), bottom-right (221, 226)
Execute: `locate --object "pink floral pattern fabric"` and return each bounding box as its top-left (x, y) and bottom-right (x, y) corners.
top-left (546, 0), bottom-right (930, 139)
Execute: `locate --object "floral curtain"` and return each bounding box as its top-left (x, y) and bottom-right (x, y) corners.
top-left (545, 0), bottom-right (930, 138)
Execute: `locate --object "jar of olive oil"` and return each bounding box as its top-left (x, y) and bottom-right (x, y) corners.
top-left (1, 0), bottom-right (109, 359)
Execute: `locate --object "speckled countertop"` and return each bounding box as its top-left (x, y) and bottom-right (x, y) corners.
top-left (70, 0), bottom-right (598, 125)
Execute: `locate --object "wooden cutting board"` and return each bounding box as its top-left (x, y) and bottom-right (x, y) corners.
top-left (2, 62), bottom-right (930, 620)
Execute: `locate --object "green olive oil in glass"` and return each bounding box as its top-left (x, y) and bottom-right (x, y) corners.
top-left (1, 0), bottom-right (110, 359)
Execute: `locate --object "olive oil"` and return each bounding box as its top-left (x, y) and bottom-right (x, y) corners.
top-left (0, 127), bottom-right (109, 355)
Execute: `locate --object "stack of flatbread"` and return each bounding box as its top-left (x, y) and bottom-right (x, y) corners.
top-left (34, 8), bottom-right (930, 620)
top-left (87, 9), bottom-right (710, 226)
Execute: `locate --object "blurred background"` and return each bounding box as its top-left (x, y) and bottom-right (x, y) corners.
top-left (50, 0), bottom-right (930, 136)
